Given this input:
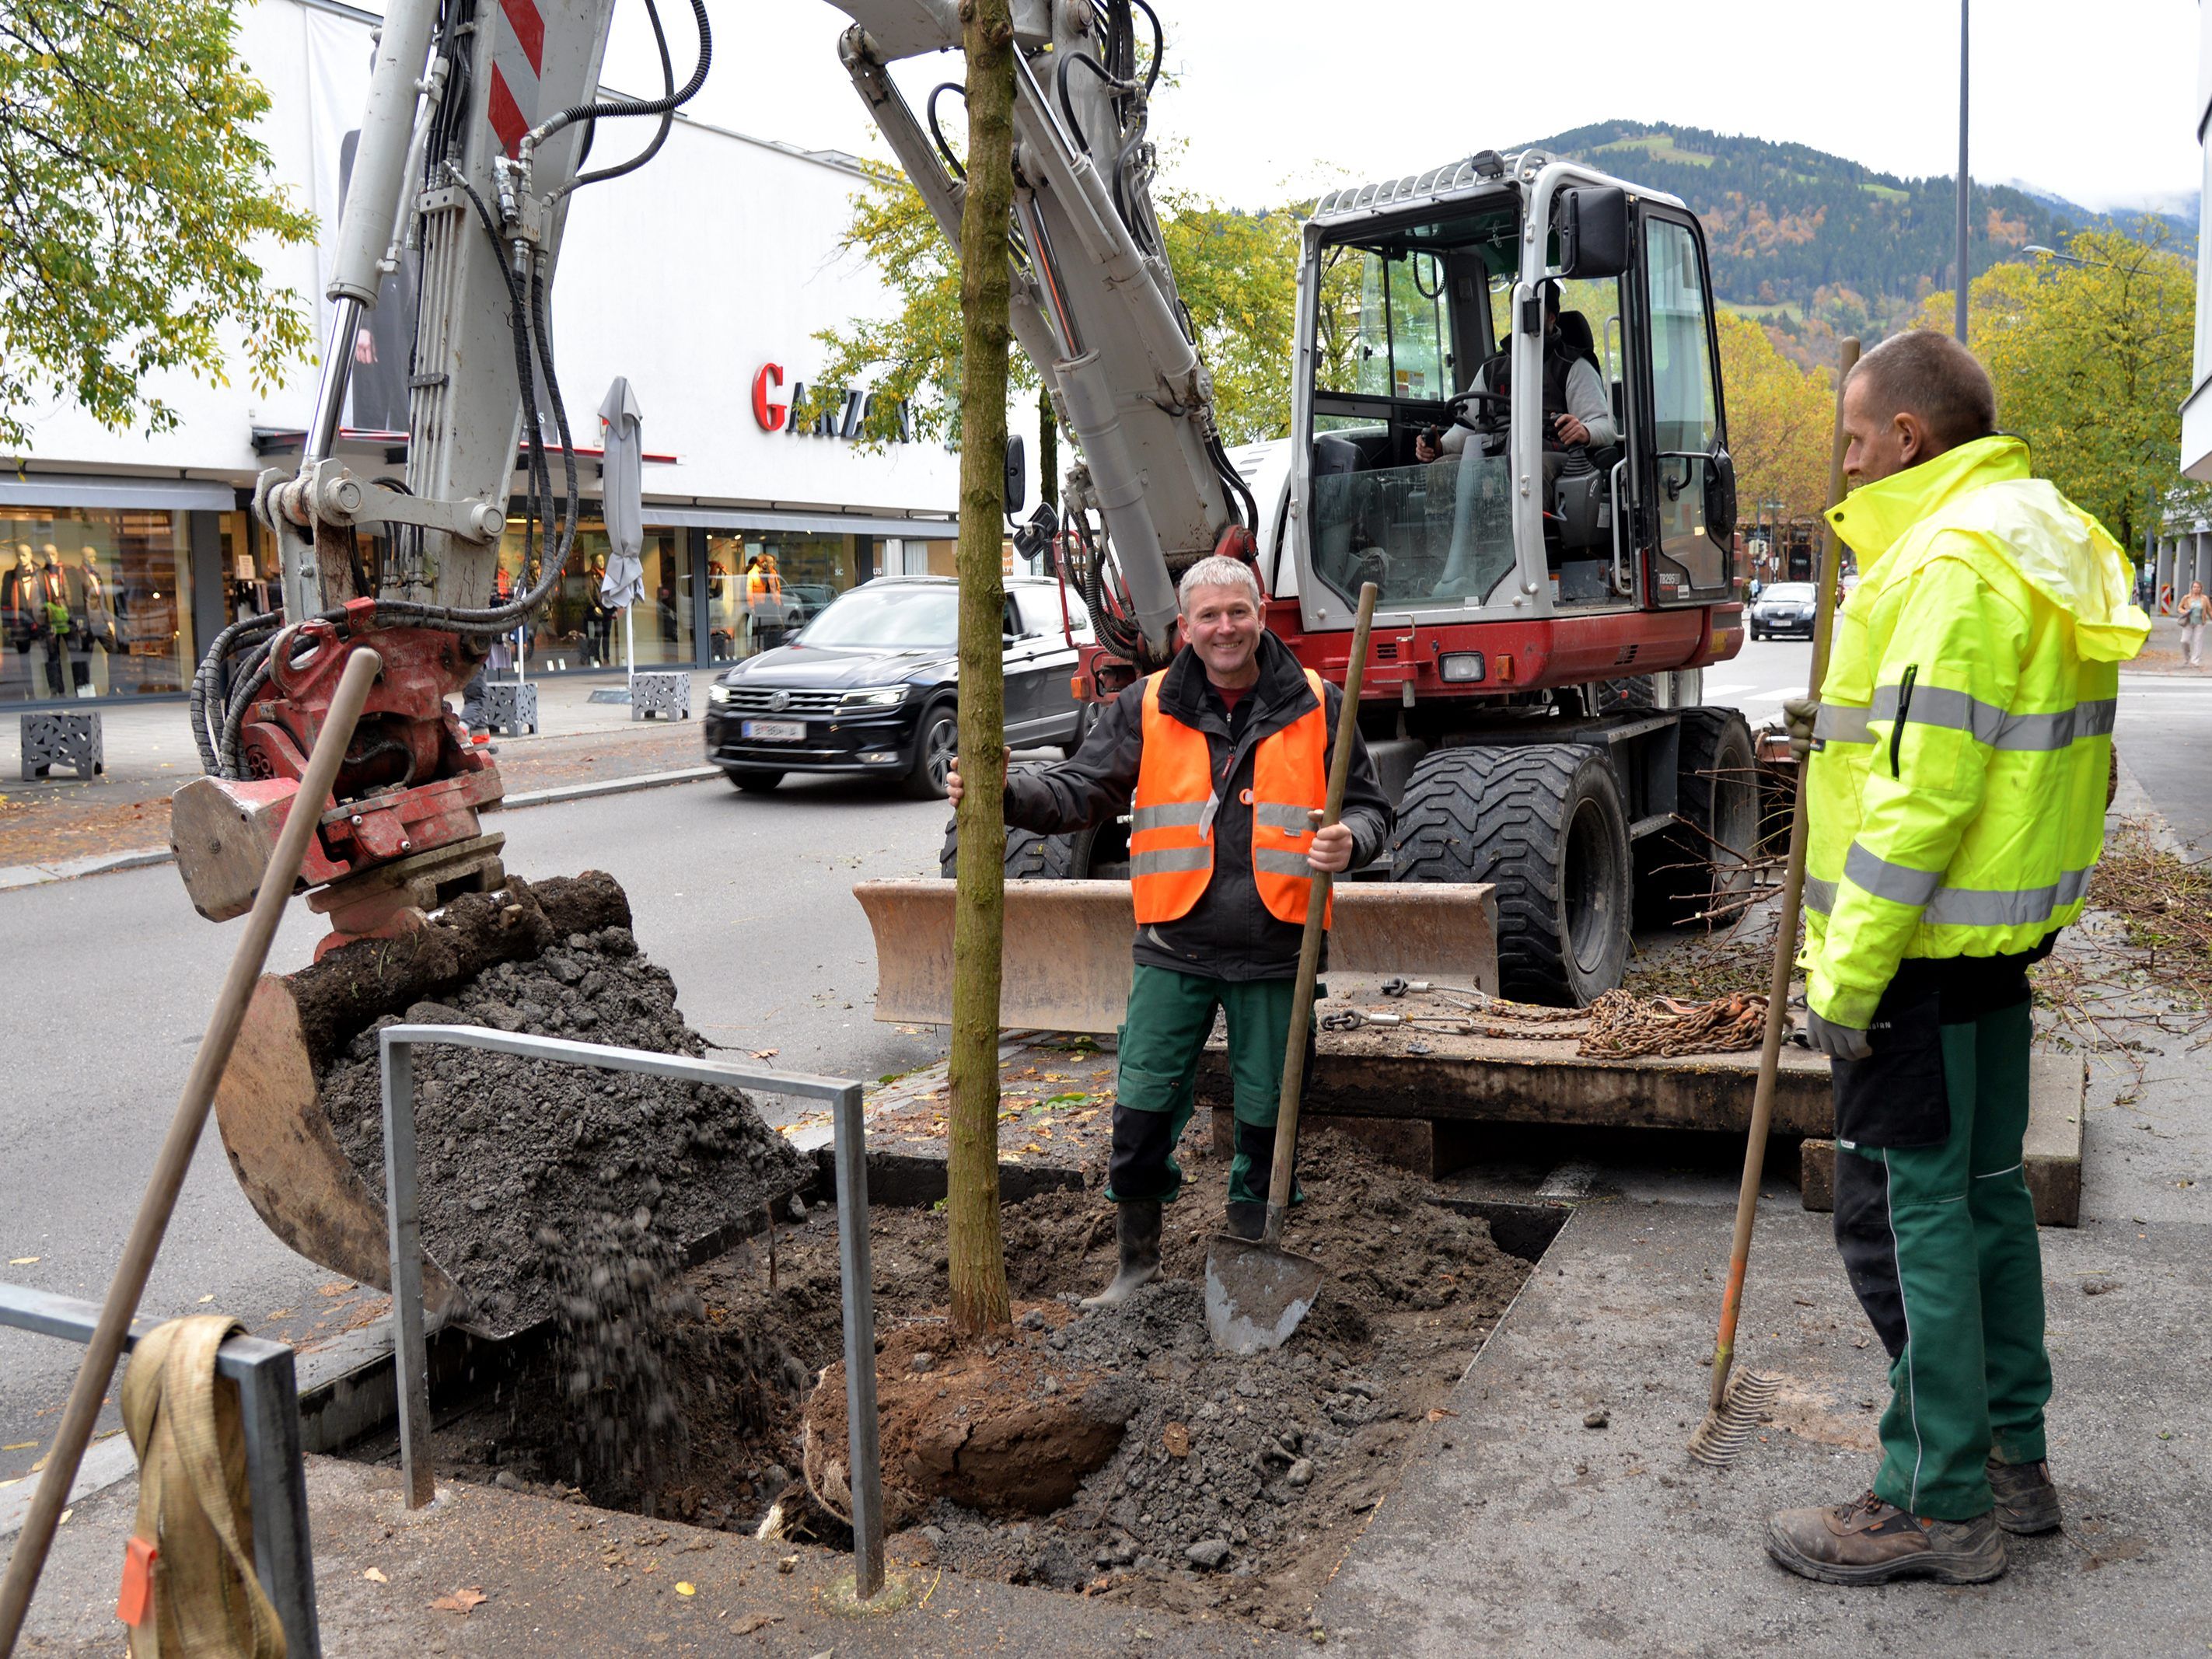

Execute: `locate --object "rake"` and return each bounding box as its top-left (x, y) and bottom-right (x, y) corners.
top-left (1688, 335), bottom-right (1861, 1467)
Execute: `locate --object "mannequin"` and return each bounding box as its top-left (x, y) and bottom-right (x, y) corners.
top-left (3, 544), bottom-right (30, 651)
top-left (34, 544), bottom-right (75, 696)
top-left (77, 547), bottom-right (116, 697)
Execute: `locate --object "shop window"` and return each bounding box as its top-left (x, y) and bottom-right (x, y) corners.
top-left (494, 519), bottom-right (690, 672)
top-left (0, 507), bottom-right (193, 702)
top-left (706, 531), bottom-right (857, 659)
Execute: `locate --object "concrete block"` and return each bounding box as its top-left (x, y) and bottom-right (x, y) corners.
top-left (1799, 1050), bottom-right (2086, 1227)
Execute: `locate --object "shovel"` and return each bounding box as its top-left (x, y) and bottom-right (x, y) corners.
top-left (1205, 582), bottom-right (1379, 1355)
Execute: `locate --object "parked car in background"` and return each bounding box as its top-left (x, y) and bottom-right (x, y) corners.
top-left (705, 576), bottom-right (1094, 798)
top-left (783, 583), bottom-right (839, 630)
top-left (1748, 582), bottom-right (1817, 641)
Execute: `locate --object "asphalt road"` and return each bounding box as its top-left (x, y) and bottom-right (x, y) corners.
top-left (5, 639), bottom-right (2205, 1482)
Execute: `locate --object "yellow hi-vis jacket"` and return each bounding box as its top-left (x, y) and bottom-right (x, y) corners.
top-left (1803, 435), bottom-right (2149, 1029)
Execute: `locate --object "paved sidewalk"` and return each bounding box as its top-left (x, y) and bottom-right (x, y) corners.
top-left (0, 669), bottom-right (722, 873)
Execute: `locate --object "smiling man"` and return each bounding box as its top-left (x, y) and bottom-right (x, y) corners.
top-left (948, 554), bottom-right (1393, 1304)
top-left (1769, 330), bottom-right (2147, 1585)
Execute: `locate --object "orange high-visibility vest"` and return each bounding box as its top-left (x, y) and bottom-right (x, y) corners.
top-left (1128, 667), bottom-right (1333, 928)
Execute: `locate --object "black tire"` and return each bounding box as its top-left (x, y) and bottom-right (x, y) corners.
top-left (1651, 708), bottom-right (1759, 927)
top-left (903, 701), bottom-right (958, 800)
top-left (1063, 699), bottom-right (1099, 758)
top-left (725, 768), bottom-right (784, 793)
top-left (938, 816), bottom-right (1124, 879)
top-left (1389, 743), bottom-right (1631, 1005)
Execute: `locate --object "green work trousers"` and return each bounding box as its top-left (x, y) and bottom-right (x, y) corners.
top-left (1833, 999), bottom-right (2051, 1519)
top-left (1106, 963), bottom-right (1309, 1208)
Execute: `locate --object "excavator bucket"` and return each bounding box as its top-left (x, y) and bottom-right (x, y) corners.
top-left (854, 878), bottom-right (1498, 1034)
top-left (210, 873), bottom-right (805, 1341)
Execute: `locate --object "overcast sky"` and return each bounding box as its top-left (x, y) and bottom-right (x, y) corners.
top-left (599, 0), bottom-right (2203, 214)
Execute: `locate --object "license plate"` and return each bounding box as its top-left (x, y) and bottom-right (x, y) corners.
top-left (742, 719), bottom-right (806, 742)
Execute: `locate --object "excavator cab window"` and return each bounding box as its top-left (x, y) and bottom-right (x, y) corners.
top-left (1307, 200), bottom-right (1521, 613)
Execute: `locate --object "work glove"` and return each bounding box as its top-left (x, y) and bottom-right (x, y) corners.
top-left (1802, 1008), bottom-right (1871, 1062)
top-left (1781, 695), bottom-right (1819, 762)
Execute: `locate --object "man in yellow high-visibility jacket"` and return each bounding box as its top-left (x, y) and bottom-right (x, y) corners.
top-left (1768, 332), bottom-right (2147, 1586)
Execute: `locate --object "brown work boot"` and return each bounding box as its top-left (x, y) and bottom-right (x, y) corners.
top-left (1766, 1491), bottom-right (2008, 1585)
top-left (1987, 1457), bottom-right (2062, 1535)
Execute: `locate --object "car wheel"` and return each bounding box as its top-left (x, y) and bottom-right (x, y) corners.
top-left (903, 702), bottom-right (958, 799)
top-left (726, 768), bottom-right (784, 794)
top-left (1063, 699), bottom-right (1098, 757)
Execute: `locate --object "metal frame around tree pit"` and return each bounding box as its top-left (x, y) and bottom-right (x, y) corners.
top-left (373, 1024), bottom-right (886, 1598)
top-left (0, 1282), bottom-right (322, 1657)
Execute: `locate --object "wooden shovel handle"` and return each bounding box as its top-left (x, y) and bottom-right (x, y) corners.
top-left (1262, 582), bottom-right (1380, 1248)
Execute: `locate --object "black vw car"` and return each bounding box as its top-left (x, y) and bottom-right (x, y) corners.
top-left (704, 575), bottom-right (1093, 797)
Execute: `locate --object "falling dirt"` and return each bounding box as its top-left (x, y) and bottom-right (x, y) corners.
top-left (387, 1124), bottom-right (1531, 1626)
top-left (316, 889), bottom-right (810, 1333)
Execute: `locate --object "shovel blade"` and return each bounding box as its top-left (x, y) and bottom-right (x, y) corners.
top-left (1204, 1235), bottom-right (1326, 1355)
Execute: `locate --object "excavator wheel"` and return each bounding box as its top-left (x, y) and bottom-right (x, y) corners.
top-left (1389, 743), bottom-right (1630, 1007)
top-left (1648, 708), bottom-right (1759, 927)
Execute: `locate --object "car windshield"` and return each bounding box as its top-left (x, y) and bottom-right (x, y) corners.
top-left (796, 585), bottom-right (959, 648)
top-left (1762, 585), bottom-right (1815, 602)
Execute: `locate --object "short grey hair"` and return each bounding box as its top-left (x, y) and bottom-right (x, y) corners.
top-left (1177, 554), bottom-right (1263, 613)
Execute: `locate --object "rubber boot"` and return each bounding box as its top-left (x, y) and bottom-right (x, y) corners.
top-left (1224, 1200), bottom-right (1265, 1242)
top-left (1081, 1200), bottom-right (1162, 1308)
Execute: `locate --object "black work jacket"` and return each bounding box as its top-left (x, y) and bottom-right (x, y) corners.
top-left (1002, 631), bottom-right (1394, 980)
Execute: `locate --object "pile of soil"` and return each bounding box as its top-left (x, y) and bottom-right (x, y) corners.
top-left (317, 887), bottom-right (811, 1333)
top-left (389, 1127), bottom-right (1529, 1626)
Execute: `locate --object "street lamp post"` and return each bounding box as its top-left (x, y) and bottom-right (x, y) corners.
top-left (1955, 0), bottom-right (1970, 343)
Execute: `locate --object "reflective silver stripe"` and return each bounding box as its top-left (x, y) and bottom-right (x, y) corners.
top-left (1843, 843), bottom-right (1941, 907)
top-left (1130, 802), bottom-right (1208, 833)
top-left (1836, 685), bottom-right (2119, 752)
top-left (1253, 802), bottom-right (1316, 832)
top-left (1253, 850), bottom-right (1317, 877)
top-left (1815, 704), bottom-right (1872, 744)
top-left (1831, 852), bottom-right (2091, 927)
top-left (1923, 866), bottom-right (2090, 927)
top-left (1130, 847), bottom-right (1211, 877)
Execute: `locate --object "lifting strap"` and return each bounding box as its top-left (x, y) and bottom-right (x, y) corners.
top-left (118, 1315), bottom-right (285, 1658)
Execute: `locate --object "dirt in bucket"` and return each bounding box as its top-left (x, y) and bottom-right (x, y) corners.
top-left (315, 893), bottom-right (812, 1335)
top-left (383, 1123), bottom-right (1531, 1627)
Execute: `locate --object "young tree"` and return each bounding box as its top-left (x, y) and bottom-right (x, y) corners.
top-left (1911, 225), bottom-right (2207, 549)
top-left (945, 0), bottom-right (1015, 1337)
top-left (0, 0), bottom-right (316, 446)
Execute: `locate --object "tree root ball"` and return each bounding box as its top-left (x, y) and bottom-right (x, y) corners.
top-left (801, 1310), bottom-right (1140, 1528)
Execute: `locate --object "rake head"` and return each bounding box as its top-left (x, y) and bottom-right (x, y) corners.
top-left (1686, 1368), bottom-right (1780, 1467)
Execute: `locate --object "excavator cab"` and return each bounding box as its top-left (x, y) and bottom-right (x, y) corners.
top-left (1281, 155), bottom-right (1740, 651)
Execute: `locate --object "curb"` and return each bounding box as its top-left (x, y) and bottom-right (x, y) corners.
top-left (0, 767), bottom-right (723, 893)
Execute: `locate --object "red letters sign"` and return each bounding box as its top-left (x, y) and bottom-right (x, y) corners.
top-left (751, 363), bottom-right (788, 432)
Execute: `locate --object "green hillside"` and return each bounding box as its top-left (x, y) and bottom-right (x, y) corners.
top-left (1531, 120), bottom-right (2157, 345)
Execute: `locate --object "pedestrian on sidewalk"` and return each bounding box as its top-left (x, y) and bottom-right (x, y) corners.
top-left (2181, 582), bottom-right (2208, 665)
top-left (1773, 332), bottom-right (2148, 1585)
top-left (945, 554), bottom-right (1393, 1305)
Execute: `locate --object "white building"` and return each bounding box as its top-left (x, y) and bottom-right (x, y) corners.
top-left (2182, 0), bottom-right (2212, 480)
top-left (0, 0), bottom-right (977, 707)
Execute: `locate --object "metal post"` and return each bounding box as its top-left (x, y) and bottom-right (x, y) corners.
top-left (1955, 0), bottom-right (1970, 343)
top-left (830, 1081), bottom-right (885, 1598)
top-left (378, 1034), bottom-right (435, 1510)
top-left (229, 1336), bottom-right (323, 1658)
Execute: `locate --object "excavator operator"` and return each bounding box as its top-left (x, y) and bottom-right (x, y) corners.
top-left (947, 554), bottom-right (1393, 1307)
top-left (1414, 278), bottom-right (1616, 466)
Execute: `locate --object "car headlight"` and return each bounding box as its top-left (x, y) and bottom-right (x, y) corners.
top-left (708, 683), bottom-right (734, 704)
top-left (840, 686), bottom-right (910, 709)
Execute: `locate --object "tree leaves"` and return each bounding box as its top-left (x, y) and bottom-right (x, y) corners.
top-left (1912, 224), bottom-right (2207, 550)
top-left (1715, 313), bottom-right (1835, 520)
top-left (0, 0), bottom-right (316, 446)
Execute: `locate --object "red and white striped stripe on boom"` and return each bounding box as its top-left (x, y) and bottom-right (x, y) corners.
top-left (487, 0), bottom-right (545, 157)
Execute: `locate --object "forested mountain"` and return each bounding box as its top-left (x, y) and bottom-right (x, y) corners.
top-left (1530, 120), bottom-right (2190, 350)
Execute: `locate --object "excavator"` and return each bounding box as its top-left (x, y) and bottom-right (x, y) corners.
top-left (168, 0), bottom-right (1750, 1327)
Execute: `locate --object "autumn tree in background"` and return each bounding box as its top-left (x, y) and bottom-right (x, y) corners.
top-left (1911, 224), bottom-right (2206, 550)
top-left (0, 0), bottom-right (316, 446)
top-left (1715, 312), bottom-right (1834, 521)
top-left (945, 0), bottom-right (1015, 1338)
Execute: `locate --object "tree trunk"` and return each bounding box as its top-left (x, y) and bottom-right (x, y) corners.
top-left (946, 0), bottom-right (1016, 1337)
top-left (1038, 385), bottom-right (1059, 511)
